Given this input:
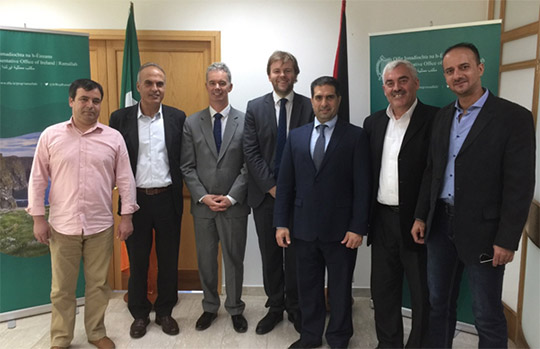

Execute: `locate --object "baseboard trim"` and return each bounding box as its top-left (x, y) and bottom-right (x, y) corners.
top-left (240, 286), bottom-right (372, 298)
top-left (504, 302), bottom-right (529, 348)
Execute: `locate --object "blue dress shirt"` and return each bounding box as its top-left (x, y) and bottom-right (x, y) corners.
top-left (440, 89), bottom-right (489, 204)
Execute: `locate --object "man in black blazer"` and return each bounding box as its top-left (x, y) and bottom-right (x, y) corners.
top-left (364, 60), bottom-right (438, 348)
top-left (275, 76), bottom-right (371, 349)
top-left (412, 43), bottom-right (535, 348)
top-left (109, 63), bottom-right (186, 339)
top-left (244, 51), bottom-right (314, 334)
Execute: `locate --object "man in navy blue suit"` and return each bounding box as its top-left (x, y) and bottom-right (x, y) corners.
top-left (274, 76), bottom-right (371, 349)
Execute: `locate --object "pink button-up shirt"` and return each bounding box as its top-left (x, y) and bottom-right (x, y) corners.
top-left (27, 118), bottom-right (139, 236)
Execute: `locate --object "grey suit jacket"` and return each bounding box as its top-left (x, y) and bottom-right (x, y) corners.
top-left (180, 106), bottom-right (250, 219)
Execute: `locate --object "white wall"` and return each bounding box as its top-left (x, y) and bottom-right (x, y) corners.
top-left (0, 0), bottom-right (488, 288)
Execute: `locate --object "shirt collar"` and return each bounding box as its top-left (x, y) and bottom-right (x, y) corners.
top-left (67, 116), bottom-right (102, 134)
top-left (454, 88), bottom-right (489, 114)
top-left (314, 115), bottom-right (338, 130)
top-left (209, 104), bottom-right (231, 118)
top-left (386, 98), bottom-right (417, 122)
top-left (272, 90), bottom-right (294, 106)
top-left (137, 103), bottom-right (163, 119)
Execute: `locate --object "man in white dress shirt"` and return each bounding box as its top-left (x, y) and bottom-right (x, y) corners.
top-left (363, 60), bottom-right (439, 348)
top-left (109, 63), bottom-right (186, 339)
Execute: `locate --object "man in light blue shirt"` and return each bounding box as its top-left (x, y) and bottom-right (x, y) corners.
top-left (412, 43), bottom-right (535, 348)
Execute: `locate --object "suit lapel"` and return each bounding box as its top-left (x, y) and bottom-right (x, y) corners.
top-left (372, 113), bottom-right (389, 171)
top-left (264, 94), bottom-right (278, 138)
top-left (200, 108), bottom-right (219, 158)
top-left (459, 94), bottom-right (495, 155)
top-left (401, 102), bottom-right (425, 150)
top-left (127, 106), bottom-right (140, 168)
top-left (289, 92), bottom-right (305, 130)
top-left (220, 109), bottom-right (239, 162)
top-left (440, 106), bottom-right (454, 162)
top-left (316, 119), bottom-right (346, 175)
top-left (162, 106), bottom-right (174, 159)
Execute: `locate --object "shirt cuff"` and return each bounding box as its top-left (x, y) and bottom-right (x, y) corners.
top-left (226, 195), bottom-right (237, 206)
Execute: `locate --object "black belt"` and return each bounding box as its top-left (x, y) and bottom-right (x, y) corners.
top-left (437, 199), bottom-right (455, 216)
top-left (137, 185), bottom-right (172, 195)
top-left (378, 203), bottom-right (400, 213)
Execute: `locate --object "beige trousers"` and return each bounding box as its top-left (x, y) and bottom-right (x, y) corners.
top-left (49, 226), bottom-right (113, 347)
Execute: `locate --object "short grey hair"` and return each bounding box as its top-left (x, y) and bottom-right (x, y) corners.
top-left (206, 62), bottom-right (232, 83)
top-left (137, 62), bottom-right (166, 83)
top-left (382, 60), bottom-right (418, 82)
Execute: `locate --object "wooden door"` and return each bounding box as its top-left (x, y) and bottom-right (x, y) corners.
top-left (83, 29), bottom-right (220, 291)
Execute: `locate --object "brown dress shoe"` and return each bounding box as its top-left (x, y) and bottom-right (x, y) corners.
top-left (156, 315), bottom-right (180, 335)
top-left (88, 336), bottom-right (115, 349)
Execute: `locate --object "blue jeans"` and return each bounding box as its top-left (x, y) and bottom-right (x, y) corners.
top-left (426, 202), bottom-right (507, 348)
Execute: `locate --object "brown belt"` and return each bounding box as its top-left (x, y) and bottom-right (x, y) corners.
top-left (137, 185), bottom-right (172, 195)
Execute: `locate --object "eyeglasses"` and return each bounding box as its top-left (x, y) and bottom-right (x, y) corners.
top-left (479, 253), bottom-right (493, 264)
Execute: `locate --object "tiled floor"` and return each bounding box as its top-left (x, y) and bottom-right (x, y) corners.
top-left (1, 291), bottom-right (484, 348)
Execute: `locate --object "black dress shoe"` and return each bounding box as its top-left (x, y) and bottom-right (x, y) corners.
top-left (288, 311), bottom-right (302, 333)
top-left (195, 312), bottom-right (217, 331)
top-left (231, 314), bottom-right (248, 333)
top-left (288, 338), bottom-right (322, 349)
top-left (130, 317), bottom-right (150, 338)
top-left (156, 315), bottom-right (179, 335)
top-left (256, 311), bottom-right (283, 334)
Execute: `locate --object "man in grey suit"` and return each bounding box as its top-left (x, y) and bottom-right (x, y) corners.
top-left (180, 62), bottom-right (250, 333)
top-left (243, 51), bottom-right (314, 335)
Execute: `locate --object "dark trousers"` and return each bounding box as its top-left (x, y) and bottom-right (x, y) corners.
top-left (296, 238), bottom-right (357, 348)
top-left (126, 189), bottom-right (181, 319)
top-left (371, 204), bottom-right (429, 348)
top-left (426, 201), bottom-right (507, 348)
top-left (253, 194), bottom-right (298, 314)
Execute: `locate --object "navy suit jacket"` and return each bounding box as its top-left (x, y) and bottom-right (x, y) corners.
top-left (109, 104), bottom-right (186, 216)
top-left (415, 92), bottom-right (535, 264)
top-left (243, 92), bottom-right (314, 208)
top-left (363, 100), bottom-right (439, 248)
top-left (273, 118), bottom-right (371, 242)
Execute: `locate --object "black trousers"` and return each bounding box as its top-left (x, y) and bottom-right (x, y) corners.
top-left (370, 204), bottom-right (429, 348)
top-left (253, 194), bottom-right (298, 314)
top-left (126, 189), bottom-right (181, 319)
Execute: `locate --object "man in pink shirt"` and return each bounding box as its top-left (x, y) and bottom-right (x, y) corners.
top-left (27, 79), bottom-right (139, 349)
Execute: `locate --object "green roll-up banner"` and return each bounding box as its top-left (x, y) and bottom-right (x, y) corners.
top-left (369, 20), bottom-right (501, 326)
top-left (0, 27), bottom-right (90, 316)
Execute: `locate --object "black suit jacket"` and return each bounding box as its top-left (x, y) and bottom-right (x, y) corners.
top-left (415, 92), bottom-right (535, 264)
top-left (273, 119), bottom-right (371, 242)
top-left (109, 104), bottom-right (186, 216)
top-left (243, 92), bottom-right (314, 208)
top-left (363, 100), bottom-right (439, 249)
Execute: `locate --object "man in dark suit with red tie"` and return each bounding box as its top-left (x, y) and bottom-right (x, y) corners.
top-left (275, 76), bottom-right (371, 349)
top-left (244, 51), bottom-right (313, 335)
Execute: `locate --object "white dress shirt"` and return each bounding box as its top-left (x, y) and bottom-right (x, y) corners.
top-left (273, 90), bottom-right (294, 133)
top-left (209, 104), bottom-right (231, 138)
top-left (136, 104), bottom-right (172, 188)
top-left (377, 99), bottom-right (417, 206)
